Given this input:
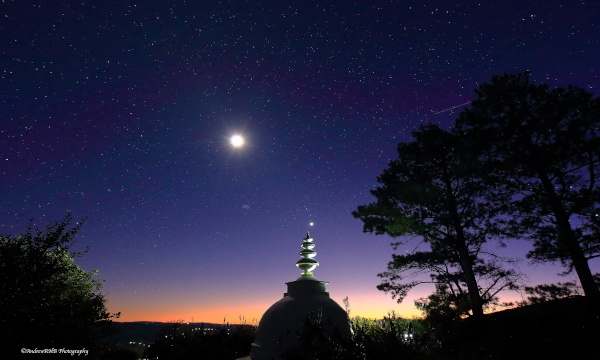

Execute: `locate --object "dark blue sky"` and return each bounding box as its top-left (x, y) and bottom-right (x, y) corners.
top-left (1, 0), bottom-right (599, 322)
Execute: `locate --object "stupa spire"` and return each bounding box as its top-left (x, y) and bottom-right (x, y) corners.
top-left (251, 231), bottom-right (352, 359)
top-left (295, 231), bottom-right (319, 280)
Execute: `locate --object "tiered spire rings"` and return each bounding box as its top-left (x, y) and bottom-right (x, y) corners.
top-left (295, 232), bottom-right (319, 279)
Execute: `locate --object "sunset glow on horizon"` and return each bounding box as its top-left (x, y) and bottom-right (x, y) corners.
top-left (109, 280), bottom-right (429, 323)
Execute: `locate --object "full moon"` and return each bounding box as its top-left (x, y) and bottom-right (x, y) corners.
top-left (230, 134), bottom-right (244, 148)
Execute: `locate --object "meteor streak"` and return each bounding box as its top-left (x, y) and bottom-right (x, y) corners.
top-left (432, 101), bottom-right (471, 114)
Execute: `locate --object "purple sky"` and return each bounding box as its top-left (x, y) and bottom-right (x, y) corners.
top-left (1, 0), bottom-right (599, 322)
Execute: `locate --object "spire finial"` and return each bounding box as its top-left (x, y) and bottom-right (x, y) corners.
top-left (295, 232), bottom-right (319, 280)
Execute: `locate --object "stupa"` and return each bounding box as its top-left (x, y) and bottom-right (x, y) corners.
top-left (250, 232), bottom-right (352, 359)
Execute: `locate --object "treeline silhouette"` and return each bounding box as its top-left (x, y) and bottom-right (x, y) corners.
top-left (119, 303), bottom-right (599, 360)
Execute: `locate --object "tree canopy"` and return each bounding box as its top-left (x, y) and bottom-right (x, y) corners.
top-left (353, 124), bottom-right (521, 319)
top-left (456, 72), bottom-right (600, 303)
top-left (0, 214), bottom-right (113, 350)
top-left (355, 72), bottom-right (600, 316)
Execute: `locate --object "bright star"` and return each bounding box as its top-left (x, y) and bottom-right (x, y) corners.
top-left (230, 134), bottom-right (244, 148)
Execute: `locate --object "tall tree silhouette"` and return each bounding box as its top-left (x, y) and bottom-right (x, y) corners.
top-left (456, 72), bottom-right (600, 303)
top-left (353, 124), bottom-right (521, 319)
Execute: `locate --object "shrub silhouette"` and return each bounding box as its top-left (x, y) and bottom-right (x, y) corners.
top-left (0, 214), bottom-right (113, 353)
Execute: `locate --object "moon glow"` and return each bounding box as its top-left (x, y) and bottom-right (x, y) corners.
top-left (230, 134), bottom-right (245, 148)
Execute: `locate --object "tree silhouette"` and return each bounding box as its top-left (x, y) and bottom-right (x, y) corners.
top-left (353, 124), bottom-right (521, 319)
top-left (518, 281), bottom-right (581, 306)
top-left (0, 214), bottom-right (113, 350)
top-left (456, 72), bottom-right (600, 304)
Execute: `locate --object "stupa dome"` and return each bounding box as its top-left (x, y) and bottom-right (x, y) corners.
top-left (250, 232), bottom-right (352, 360)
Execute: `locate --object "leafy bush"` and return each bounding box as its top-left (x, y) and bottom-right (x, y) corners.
top-left (0, 214), bottom-right (113, 352)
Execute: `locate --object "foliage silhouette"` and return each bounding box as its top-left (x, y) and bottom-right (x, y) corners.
top-left (351, 313), bottom-right (432, 360)
top-left (456, 72), bottom-right (600, 303)
top-left (517, 281), bottom-right (581, 306)
top-left (0, 214), bottom-right (114, 352)
top-left (353, 124), bottom-right (522, 319)
top-left (282, 311), bottom-right (434, 360)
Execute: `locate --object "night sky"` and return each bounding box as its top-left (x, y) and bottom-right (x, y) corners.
top-left (2, 1), bottom-right (599, 323)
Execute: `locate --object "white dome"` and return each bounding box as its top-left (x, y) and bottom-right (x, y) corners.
top-left (251, 279), bottom-right (352, 360)
top-left (251, 233), bottom-right (352, 360)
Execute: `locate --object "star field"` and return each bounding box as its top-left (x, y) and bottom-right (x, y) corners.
top-left (1, 1), bottom-right (599, 322)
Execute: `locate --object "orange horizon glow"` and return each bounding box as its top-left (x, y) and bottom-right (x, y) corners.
top-left (113, 308), bottom-right (423, 324)
top-left (108, 287), bottom-right (534, 323)
top-left (109, 291), bottom-right (427, 323)
top-left (104, 267), bottom-right (544, 324)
